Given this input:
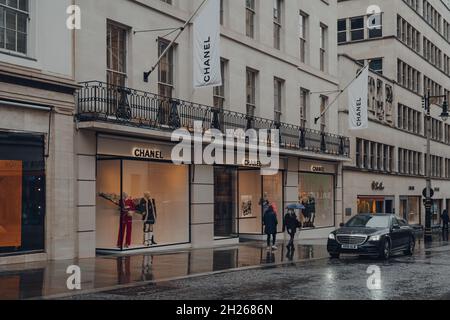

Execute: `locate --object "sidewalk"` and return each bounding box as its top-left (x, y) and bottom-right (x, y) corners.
top-left (0, 240), bottom-right (329, 300)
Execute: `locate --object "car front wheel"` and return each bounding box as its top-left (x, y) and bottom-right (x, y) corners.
top-left (379, 239), bottom-right (391, 260)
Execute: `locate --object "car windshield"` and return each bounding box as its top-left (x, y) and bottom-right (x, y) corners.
top-left (346, 215), bottom-right (390, 228)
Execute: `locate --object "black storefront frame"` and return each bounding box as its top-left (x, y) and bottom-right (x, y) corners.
top-left (213, 165), bottom-right (240, 240)
top-left (299, 171), bottom-right (336, 231)
top-left (96, 155), bottom-right (192, 252)
top-left (0, 132), bottom-right (46, 258)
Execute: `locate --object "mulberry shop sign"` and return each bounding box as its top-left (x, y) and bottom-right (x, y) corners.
top-left (132, 148), bottom-right (164, 160)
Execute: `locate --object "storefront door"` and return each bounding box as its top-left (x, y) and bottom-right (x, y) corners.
top-left (214, 167), bottom-right (237, 238)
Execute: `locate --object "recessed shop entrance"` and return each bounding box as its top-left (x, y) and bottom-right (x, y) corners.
top-left (214, 167), bottom-right (237, 238)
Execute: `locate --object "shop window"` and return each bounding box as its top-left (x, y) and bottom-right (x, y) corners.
top-left (96, 159), bottom-right (189, 250)
top-left (431, 199), bottom-right (442, 226)
top-left (299, 173), bottom-right (334, 228)
top-left (0, 133), bottom-right (45, 256)
top-left (238, 170), bottom-right (283, 235)
top-left (400, 196), bottom-right (421, 225)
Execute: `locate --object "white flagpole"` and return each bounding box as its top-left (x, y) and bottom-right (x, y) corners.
top-left (314, 64), bottom-right (370, 125)
top-left (143, 0), bottom-right (209, 82)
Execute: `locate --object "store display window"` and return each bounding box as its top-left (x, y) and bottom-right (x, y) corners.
top-left (432, 199), bottom-right (442, 227)
top-left (96, 159), bottom-right (190, 250)
top-left (299, 173), bottom-right (334, 228)
top-left (400, 196), bottom-right (421, 225)
top-left (0, 133), bottom-right (45, 256)
top-left (238, 170), bottom-right (283, 234)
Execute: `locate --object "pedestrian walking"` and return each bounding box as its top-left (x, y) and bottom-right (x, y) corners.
top-left (441, 209), bottom-right (449, 234)
top-left (283, 208), bottom-right (301, 249)
top-left (263, 204), bottom-right (278, 251)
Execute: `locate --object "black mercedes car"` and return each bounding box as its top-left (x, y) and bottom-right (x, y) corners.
top-left (327, 214), bottom-right (416, 260)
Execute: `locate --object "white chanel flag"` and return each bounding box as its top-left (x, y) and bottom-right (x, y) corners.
top-left (193, 0), bottom-right (222, 88)
top-left (348, 65), bottom-right (369, 130)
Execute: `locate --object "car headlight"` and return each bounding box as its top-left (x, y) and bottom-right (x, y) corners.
top-left (328, 233), bottom-right (336, 240)
top-left (369, 235), bottom-right (382, 241)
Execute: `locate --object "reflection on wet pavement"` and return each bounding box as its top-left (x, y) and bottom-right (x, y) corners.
top-left (0, 235), bottom-right (448, 300)
top-left (0, 241), bottom-right (328, 300)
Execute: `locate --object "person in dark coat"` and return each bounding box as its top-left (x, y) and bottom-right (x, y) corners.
top-left (263, 204), bottom-right (278, 250)
top-left (441, 209), bottom-right (449, 233)
top-left (283, 209), bottom-right (301, 249)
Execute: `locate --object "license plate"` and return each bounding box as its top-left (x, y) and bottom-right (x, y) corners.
top-left (342, 244), bottom-right (358, 250)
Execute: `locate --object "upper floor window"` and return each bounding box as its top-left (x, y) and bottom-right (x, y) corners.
top-left (160, 0), bottom-right (172, 4)
top-left (220, 0), bottom-right (224, 25)
top-left (246, 68), bottom-right (257, 116)
top-left (320, 24), bottom-right (327, 72)
top-left (337, 19), bottom-right (347, 43)
top-left (350, 16), bottom-right (364, 41)
top-left (274, 77), bottom-right (283, 123)
top-left (158, 38), bottom-right (174, 98)
top-left (369, 58), bottom-right (383, 75)
top-left (368, 14), bottom-right (382, 38)
top-left (300, 88), bottom-right (309, 128)
top-left (320, 95), bottom-right (328, 131)
top-left (107, 21), bottom-right (128, 87)
top-left (246, 0), bottom-right (255, 38)
top-left (299, 11), bottom-right (308, 62)
top-left (273, 0), bottom-right (282, 49)
top-left (213, 59), bottom-right (226, 109)
top-left (0, 0), bottom-right (29, 54)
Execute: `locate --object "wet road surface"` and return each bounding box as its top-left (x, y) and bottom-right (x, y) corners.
top-left (67, 238), bottom-right (450, 300)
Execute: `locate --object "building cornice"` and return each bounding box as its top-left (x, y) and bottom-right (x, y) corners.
top-left (0, 62), bottom-right (79, 95)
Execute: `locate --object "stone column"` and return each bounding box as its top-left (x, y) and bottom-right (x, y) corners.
top-left (190, 165), bottom-right (214, 248)
top-left (284, 157), bottom-right (300, 239)
top-left (75, 130), bottom-right (97, 258)
top-left (46, 112), bottom-right (76, 261)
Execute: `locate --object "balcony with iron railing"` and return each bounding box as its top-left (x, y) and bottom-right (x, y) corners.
top-left (75, 81), bottom-right (350, 157)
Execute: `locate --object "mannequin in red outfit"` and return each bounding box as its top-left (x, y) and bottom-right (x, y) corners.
top-left (117, 192), bottom-right (135, 249)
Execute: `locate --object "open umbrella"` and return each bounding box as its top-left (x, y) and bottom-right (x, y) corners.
top-left (286, 203), bottom-right (305, 210)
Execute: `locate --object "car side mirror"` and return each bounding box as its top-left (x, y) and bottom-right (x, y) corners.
top-left (339, 223), bottom-right (345, 228)
top-left (392, 225), bottom-right (400, 230)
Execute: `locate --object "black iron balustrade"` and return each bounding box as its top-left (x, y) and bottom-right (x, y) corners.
top-left (76, 81), bottom-right (350, 157)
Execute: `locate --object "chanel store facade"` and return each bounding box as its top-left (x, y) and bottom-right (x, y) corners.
top-left (76, 130), bottom-right (342, 256)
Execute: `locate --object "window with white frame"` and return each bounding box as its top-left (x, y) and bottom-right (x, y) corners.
top-left (320, 24), bottom-right (327, 72)
top-left (158, 38), bottom-right (174, 98)
top-left (299, 11), bottom-right (308, 62)
top-left (107, 21), bottom-right (128, 87)
top-left (273, 0), bottom-right (282, 49)
top-left (246, 68), bottom-right (257, 116)
top-left (274, 77), bottom-right (283, 123)
top-left (213, 59), bottom-right (226, 109)
top-left (0, 0), bottom-right (28, 54)
top-left (300, 88), bottom-right (309, 128)
top-left (246, 0), bottom-right (255, 38)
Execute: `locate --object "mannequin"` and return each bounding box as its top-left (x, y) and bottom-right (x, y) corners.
top-left (117, 192), bottom-right (135, 249)
top-left (140, 191), bottom-right (157, 246)
top-left (308, 193), bottom-right (316, 228)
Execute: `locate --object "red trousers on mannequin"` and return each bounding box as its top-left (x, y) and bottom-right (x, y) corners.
top-left (117, 214), bottom-right (132, 248)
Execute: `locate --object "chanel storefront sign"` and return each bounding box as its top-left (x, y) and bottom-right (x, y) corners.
top-left (311, 165), bottom-right (325, 173)
top-left (132, 148), bottom-right (164, 160)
